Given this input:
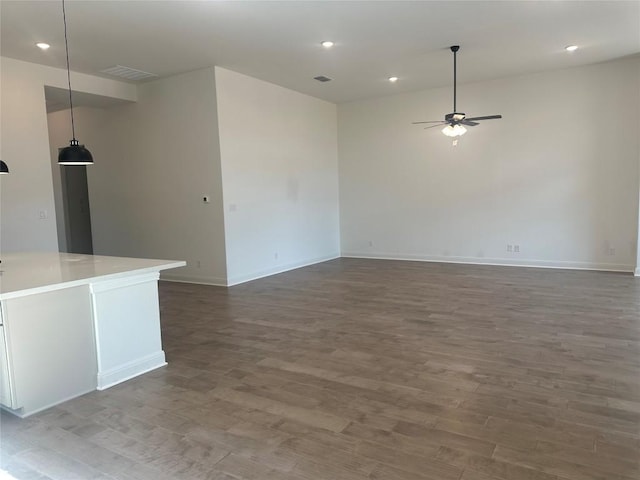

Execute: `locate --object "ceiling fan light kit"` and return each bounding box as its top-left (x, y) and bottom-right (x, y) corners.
top-left (442, 124), bottom-right (467, 137)
top-left (413, 45), bottom-right (502, 142)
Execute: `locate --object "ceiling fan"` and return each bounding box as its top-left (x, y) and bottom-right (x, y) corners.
top-left (413, 45), bottom-right (502, 138)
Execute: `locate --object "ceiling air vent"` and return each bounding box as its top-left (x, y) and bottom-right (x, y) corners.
top-left (313, 75), bottom-right (332, 82)
top-left (99, 65), bottom-right (158, 81)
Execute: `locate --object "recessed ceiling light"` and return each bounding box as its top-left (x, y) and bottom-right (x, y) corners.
top-left (565, 45), bottom-right (578, 52)
top-left (388, 76), bottom-right (399, 83)
top-left (36, 42), bottom-right (50, 50)
top-left (321, 41), bottom-right (334, 48)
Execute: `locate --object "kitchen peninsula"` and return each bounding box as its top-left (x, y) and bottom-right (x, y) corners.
top-left (0, 252), bottom-right (185, 417)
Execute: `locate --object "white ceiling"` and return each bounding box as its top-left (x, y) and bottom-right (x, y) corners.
top-left (1, 1), bottom-right (639, 104)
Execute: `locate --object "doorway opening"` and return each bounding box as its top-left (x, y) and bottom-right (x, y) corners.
top-left (59, 163), bottom-right (93, 254)
top-left (45, 85), bottom-right (131, 254)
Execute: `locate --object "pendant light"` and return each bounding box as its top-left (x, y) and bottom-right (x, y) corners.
top-left (58, 0), bottom-right (93, 166)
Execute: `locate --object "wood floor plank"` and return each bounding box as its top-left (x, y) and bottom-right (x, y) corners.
top-left (1, 258), bottom-right (639, 479)
top-left (492, 444), bottom-right (637, 480)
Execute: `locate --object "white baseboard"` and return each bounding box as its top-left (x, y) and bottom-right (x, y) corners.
top-left (159, 254), bottom-right (341, 287)
top-left (341, 251), bottom-right (634, 273)
top-left (1, 386), bottom-right (96, 418)
top-left (160, 252), bottom-right (637, 287)
top-left (226, 254), bottom-right (341, 286)
top-left (97, 352), bottom-right (167, 390)
top-left (161, 272), bottom-right (227, 286)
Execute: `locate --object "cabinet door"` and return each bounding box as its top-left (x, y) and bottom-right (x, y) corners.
top-left (4, 286), bottom-right (96, 416)
top-left (0, 325), bottom-right (15, 408)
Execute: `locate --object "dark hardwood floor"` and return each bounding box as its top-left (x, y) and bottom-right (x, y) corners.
top-left (1, 258), bottom-right (639, 480)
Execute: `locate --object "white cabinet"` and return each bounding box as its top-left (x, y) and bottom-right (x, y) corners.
top-left (0, 286), bottom-right (97, 417)
top-left (0, 305), bottom-right (15, 408)
top-left (90, 273), bottom-right (165, 390)
top-left (0, 253), bottom-right (185, 418)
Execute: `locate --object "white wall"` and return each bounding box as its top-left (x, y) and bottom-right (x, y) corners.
top-left (5, 55), bottom-right (638, 280)
top-left (339, 57), bottom-right (640, 272)
top-left (0, 57), bottom-right (136, 253)
top-left (76, 68), bottom-right (227, 285)
top-left (215, 67), bottom-right (340, 285)
top-left (47, 109), bottom-right (69, 252)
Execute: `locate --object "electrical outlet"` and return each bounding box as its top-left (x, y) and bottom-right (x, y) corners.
top-left (607, 247), bottom-right (616, 256)
top-left (203, 196), bottom-right (210, 203)
top-left (274, 252), bottom-right (279, 260)
top-left (39, 210), bottom-right (48, 220)
top-left (514, 245), bottom-right (520, 253)
top-left (507, 244), bottom-right (513, 252)
top-left (368, 240), bottom-right (373, 247)
top-left (196, 260), bottom-right (201, 268)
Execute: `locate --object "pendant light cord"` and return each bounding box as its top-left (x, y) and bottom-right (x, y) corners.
top-left (62, 0), bottom-right (76, 141)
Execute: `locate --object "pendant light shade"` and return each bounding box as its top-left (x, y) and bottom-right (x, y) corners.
top-left (0, 161), bottom-right (9, 174)
top-left (58, 0), bottom-right (93, 166)
top-left (58, 140), bottom-right (93, 165)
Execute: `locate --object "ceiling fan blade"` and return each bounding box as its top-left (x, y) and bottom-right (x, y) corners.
top-left (460, 120), bottom-right (479, 126)
top-left (464, 115), bottom-right (502, 121)
top-left (423, 123), bottom-right (447, 130)
top-left (412, 121), bottom-right (446, 124)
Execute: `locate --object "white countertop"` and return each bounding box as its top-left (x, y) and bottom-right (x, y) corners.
top-left (0, 252), bottom-right (186, 300)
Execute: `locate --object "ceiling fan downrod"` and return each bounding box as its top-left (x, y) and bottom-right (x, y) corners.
top-left (451, 45), bottom-right (459, 114)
